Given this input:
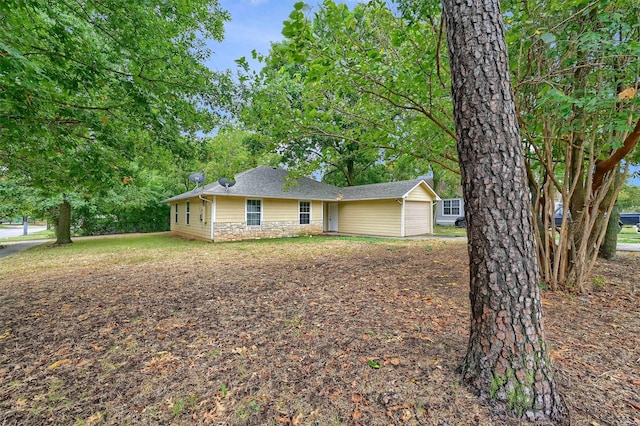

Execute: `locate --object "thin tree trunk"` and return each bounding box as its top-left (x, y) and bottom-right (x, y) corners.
top-left (346, 158), bottom-right (356, 186)
top-left (599, 202), bottom-right (619, 260)
top-left (56, 198), bottom-right (73, 245)
top-left (441, 0), bottom-right (568, 422)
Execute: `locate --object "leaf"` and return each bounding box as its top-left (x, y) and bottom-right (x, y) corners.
top-left (618, 87), bottom-right (637, 100)
top-left (86, 412), bottom-right (104, 424)
top-left (282, 24), bottom-right (295, 38)
top-left (0, 329), bottom-right (11, 339)
top-left (367, 359), bottom-right (381, 369)
top-left (48, 359), bottom-right (71, 370)
top-left (292, 413), bottom-right (303, 425)
top-left (352, 406), bottom-right (362, 420)
top-left (540, 32), bottom-right (556, 44)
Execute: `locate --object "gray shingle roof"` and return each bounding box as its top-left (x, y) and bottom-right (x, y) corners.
top-left (163, 166), bottom-right (439, 203)
top-left (163, 166), bottom-right (340, 202)
top-left (340, 179), bottom-right (434, 200)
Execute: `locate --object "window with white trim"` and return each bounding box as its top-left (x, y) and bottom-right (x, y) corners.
top-left (443, 199), bottom-right (460, 216)
top-left (299, 201), bottom-right (310, 224)
top-left (186, 201), bottom-right (190, 225)
top-left (175, 204), bottom-right (178, 224)
top-left (246, 199), bottom-right (261, 226)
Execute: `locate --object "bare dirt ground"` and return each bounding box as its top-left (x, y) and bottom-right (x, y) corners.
top-left (0, 236), bottom-right (638, 425)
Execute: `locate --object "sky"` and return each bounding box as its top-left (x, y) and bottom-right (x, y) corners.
top-left (628, 168), bottom-right (640, 186)
top-left (205, 0), bottom-right (291, 73)
top-left (206, 0), bottom-right (363, 73)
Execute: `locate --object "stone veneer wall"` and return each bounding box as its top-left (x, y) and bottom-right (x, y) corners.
top-left (213, 220), bottom-right (323, 242)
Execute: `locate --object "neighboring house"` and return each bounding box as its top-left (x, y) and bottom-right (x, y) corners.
top-left (163, 166), bottom-right (440, 242)
top-left (436, 197), bottom-right (465, 226)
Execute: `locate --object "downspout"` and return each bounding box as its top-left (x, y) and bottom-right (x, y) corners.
top-left (401, 197), bottom-right (406, 237)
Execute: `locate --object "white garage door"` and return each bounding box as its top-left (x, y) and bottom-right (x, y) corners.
top-left (404, 201), bottom-right (431, 236)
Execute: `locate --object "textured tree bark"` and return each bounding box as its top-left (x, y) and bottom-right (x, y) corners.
top-left (56, 198), bottom-right (73, 245)
top-left (599, 204), bottom-right (619, 260)
top-left (441, 0), bottom-right (568, 422)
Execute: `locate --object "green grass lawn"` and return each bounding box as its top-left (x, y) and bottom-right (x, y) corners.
top-left (433, 223), bottom-right (640, 245)
top-left (433, 224), bottom-right (467, 237)
top-left (1, 224), bottom-right (634, 246)
top-left (617, 225), bottom-right (640, 243)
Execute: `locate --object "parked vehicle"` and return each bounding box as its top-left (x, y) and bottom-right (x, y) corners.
top-left (454, 216), bottom-right (467, 228)
top-left (619, 212), bottom-right (640, 227)
top-left (0, 217), bottom-right (21, 224)
top-left (554, 207), bottom-right (625, 232)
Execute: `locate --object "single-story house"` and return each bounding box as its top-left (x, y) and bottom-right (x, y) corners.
top-left (163, 166), bottom-right (440, 242)
top-left (436, 197), bottom-right (465, 226)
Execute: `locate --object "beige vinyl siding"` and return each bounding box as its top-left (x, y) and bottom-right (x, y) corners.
top-left (338, 199), bottom-right (401, 237)
top-left (404, 201), bottom-right (432, 236)
top-left (170, 198), bottom-right (210, 240)
top-left (311, 201), bottom-right (322, 222)
top-left (215, 197), bottom-right (246, 222)
top-left (263, 199), bottom-right (298, 221)
top-left (405, 185), bottom-right (435, 201)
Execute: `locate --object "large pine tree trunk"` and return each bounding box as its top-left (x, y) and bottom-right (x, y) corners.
top-left (56, 198), bottom-right (73, 245)
top-left (441, 0), bottom-right (568, 422)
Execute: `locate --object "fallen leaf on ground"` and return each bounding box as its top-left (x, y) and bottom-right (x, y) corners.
top-left (48, 359), bottom-right (71, 370)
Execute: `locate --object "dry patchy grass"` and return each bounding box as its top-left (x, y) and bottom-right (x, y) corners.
top-left (0, 234), bottom-right (638, 425)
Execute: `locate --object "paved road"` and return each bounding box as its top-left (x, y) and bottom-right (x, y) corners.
top-left (0, 224), bottom-right (47, 239)
top-left (617, 243), bottom-right (640, 252)
top-left (0, 239), bottom-right (53, 260)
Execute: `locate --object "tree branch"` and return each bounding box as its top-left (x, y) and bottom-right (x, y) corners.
top-left (592, 116), bottom-right (640, 191)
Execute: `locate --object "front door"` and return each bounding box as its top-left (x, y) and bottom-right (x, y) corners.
top-left (328, 203), bottom-right (338, 232)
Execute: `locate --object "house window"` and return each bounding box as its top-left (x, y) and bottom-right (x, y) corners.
top-left (443, 199), bottom-right (460, 216)
top-left (246, 199), bottom-right (261, 226)
top-left (175, 204), bottom-right (178, 224)
top-left (186, 201), bottom-right (190, 225)
top-left (299, 201), bottom-right (310, 224)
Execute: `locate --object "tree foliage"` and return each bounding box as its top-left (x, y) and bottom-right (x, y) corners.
top-left (506, 0), bottom-right (640, 289)
top-left (617, 183), bottom-right (640, 211)
top-left (0, 0), bottom-right (233, 242)
top-left (196, 130), bottom-right (281, 185)
top-left (241, 0), bottom-right (455, 185)
top-left (0, 179), bottom-right (41, 221)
